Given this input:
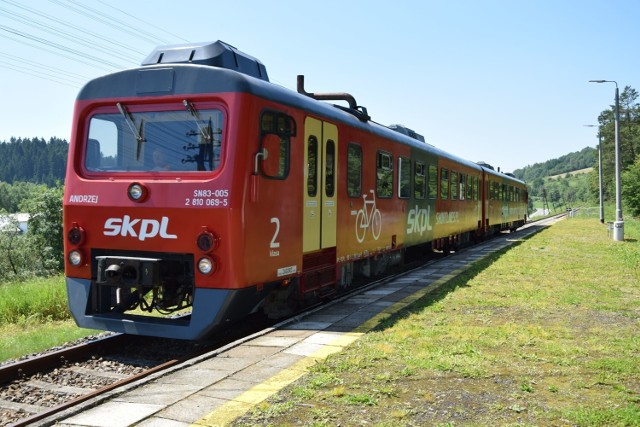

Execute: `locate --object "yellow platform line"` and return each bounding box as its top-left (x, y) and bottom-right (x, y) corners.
top-left (191, 332), bottom-right (363, 427)
top-left (191, 266), bottom-right (471, 426)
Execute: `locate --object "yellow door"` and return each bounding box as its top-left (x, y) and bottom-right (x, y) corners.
top-left (303, 117), bottom-right (338, 253)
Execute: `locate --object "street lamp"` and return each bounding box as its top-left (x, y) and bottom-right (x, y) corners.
top-left (589, 80), bottom-right (624, 241)
top-left (584, 125), bottom-right (604, 224)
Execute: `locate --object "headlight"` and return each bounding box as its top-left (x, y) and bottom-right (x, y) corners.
top-left (128, 182), bottom-right (148, 202)
top-left (197, 257), bottom-right (216, 275)
top-left (68, 250), bottom-right (84, 266)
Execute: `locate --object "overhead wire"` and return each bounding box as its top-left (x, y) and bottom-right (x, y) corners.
top-left (0, 51), bottom-right (88, 83)
top-left (50, 0), bottom-right (167, 46)
top-left (0, 61), bottom-right (82, 88)
top-left (0, 5), bottom-right (141, 64)
top-left (96, 0), bottom-right (191, 44)
top-left (0, 24), bottom-right (126, 69)
top-left (0, 0), bottom-right (192, 87)
top-left (1, 0), bottom-right (148, 57)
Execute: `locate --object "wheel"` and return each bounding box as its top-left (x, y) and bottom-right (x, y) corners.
top-left (371, 209), bottom-right (382, 240)
top-left (355, 210), bottom-right (366, 243)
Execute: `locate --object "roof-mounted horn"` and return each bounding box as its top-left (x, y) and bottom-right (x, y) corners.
top-left (297, 75), bottom-right (370, 122)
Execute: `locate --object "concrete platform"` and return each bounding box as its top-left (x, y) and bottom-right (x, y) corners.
top-left (48, 226), bottom-right (543, 427)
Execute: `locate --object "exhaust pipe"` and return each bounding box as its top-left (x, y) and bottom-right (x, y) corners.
top-left (297, 75), bottom-right (369, 121)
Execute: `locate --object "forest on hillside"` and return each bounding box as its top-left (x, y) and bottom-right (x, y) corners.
top-left (513, 147), bottom-right (596, 182)
top-left (516, 85), bottom-right (640, 216)
top-left (0, 137), bottom-right (68, 186)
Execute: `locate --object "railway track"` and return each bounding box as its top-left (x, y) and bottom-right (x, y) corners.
top-left (1, 213), bottom-right (565, 426)
top-left (0, 313), bottom-right (276, 427)
top-left (0, 334), bottom-right (202, 426)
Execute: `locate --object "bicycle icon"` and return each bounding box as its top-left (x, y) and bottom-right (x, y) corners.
top-left (355, 190), bottom-right (382, 243)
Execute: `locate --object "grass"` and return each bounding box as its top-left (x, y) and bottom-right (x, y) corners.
top-left (0, 275), bottom-right (97, 362)
top-left (0, 320), bottom-right (96, 361)
top-left (234, 216), bottom-right (640, 426)
top-left (0, 275), bottom-right (69, 324)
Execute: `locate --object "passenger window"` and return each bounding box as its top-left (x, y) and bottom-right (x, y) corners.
top-left (459, 173), bottom-right (465, 201)
top-left (325, 140), bottom-right (335, 197)
top-left (376, 151), bottom-right (393, 198)
top-left (347, 143), bottom-right (362, 197)
top-left (307, 136), bottom-right (318, 197)
top-left (474, 176), bottom-right (479, 200)
top-left (260, 111), bottom-right (294, 179)
top-left (451, 171), bottom-right (458, 200)
top-left (466, 175), bottom-right (473, 200)
top-left (262, 134), bottom-right (284, 177)
top-left (414, 162), bottom-right (426, 199)
top-left (398, 157), bottom-right (411, 199)
top-left (428, 165), bottom-right (438, 199)
top-left (440, 168), bottom-right (449, 200)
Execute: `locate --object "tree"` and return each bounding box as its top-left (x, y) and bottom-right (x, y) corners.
top-left (0, 209), bottom-right (21, 277)
top-left (0, 137), bottom-right (68, 185)
top-left (19, 184), bottom-right (65, 272)
top-left (622, 158), bottom-right (640, 217)
top-left (594, 85), bottom-right (640, 213)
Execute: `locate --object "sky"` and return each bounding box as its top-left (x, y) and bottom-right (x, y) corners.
top-left (1, 0), bottom-right (638, 173)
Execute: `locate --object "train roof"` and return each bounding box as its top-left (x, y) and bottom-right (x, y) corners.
top-left (76, 41), bottom-right (524, 185)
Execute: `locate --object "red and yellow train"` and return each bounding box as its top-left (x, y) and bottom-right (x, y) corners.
top-left (64, 41), bottom-right (527, 340)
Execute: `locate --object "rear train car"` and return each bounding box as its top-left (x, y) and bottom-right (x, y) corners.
top-left (64, 41), bottom-right (527, 340)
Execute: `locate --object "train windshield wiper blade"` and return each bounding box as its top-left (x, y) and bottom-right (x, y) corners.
top-left (116, 102), bottom-right (145, 159)
top-left (183, 100), bottom-right (211, 142)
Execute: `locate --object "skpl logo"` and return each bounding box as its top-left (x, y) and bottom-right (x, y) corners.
top-left (104, 215), bottom-right (177, 241)
top-left (407, 205), bottom-right (432, 236)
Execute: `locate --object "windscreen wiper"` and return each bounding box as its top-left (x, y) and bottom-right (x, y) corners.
top-left (183, 100), bottom-right (212, 143)
top-left (116, 102), bottom-right (145, 160)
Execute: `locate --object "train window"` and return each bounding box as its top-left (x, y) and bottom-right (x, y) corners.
top-left (428, 165), bottom-right (437, 199)
top-left (502, 184), bottom-right (507, 201)
top-left (398, 157), bottom-right (411, 199)
top-left (466, 175), bottom-right (473, 200)
top-left (376, 151), bottom-right (393, 198)
top-left (86, 106), bottom-right (225, 173)
top-left (414, 162), bottom-right (426, 199)
top-left (259, 111), bottom-right (294, 179)
top-left (451, 171), bottom-right (458, 200)
top-left (325, 139), bottom-right (335, 198)
top-left (347, 143), bottom-right (362, 197)
top-left (459, 173), bottom-right (465, 201)
top-left (473, 176), bottom-right (479, 200)
top-left (440, 168), bottom-right (449, 200)
top-left (307, 136), bottom-right (318, 197)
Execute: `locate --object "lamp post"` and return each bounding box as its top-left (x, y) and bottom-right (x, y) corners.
top-left (584, 125), bottom-right (604, 224)
top-left (589, 80), bottom-right (624, 241)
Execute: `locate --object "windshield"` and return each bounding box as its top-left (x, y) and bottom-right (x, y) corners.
top-left (85, 107), bottom-right (223, 173)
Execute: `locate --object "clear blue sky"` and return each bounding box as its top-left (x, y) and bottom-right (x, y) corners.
top-left (1, 0), bottom-right (638, 172)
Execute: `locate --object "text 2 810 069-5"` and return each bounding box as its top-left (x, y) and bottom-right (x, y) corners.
top-left (185, 189), bottom-right (229, 207)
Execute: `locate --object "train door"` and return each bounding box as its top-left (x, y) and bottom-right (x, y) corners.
top-left (303, 117), bottom-right (338, 253)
